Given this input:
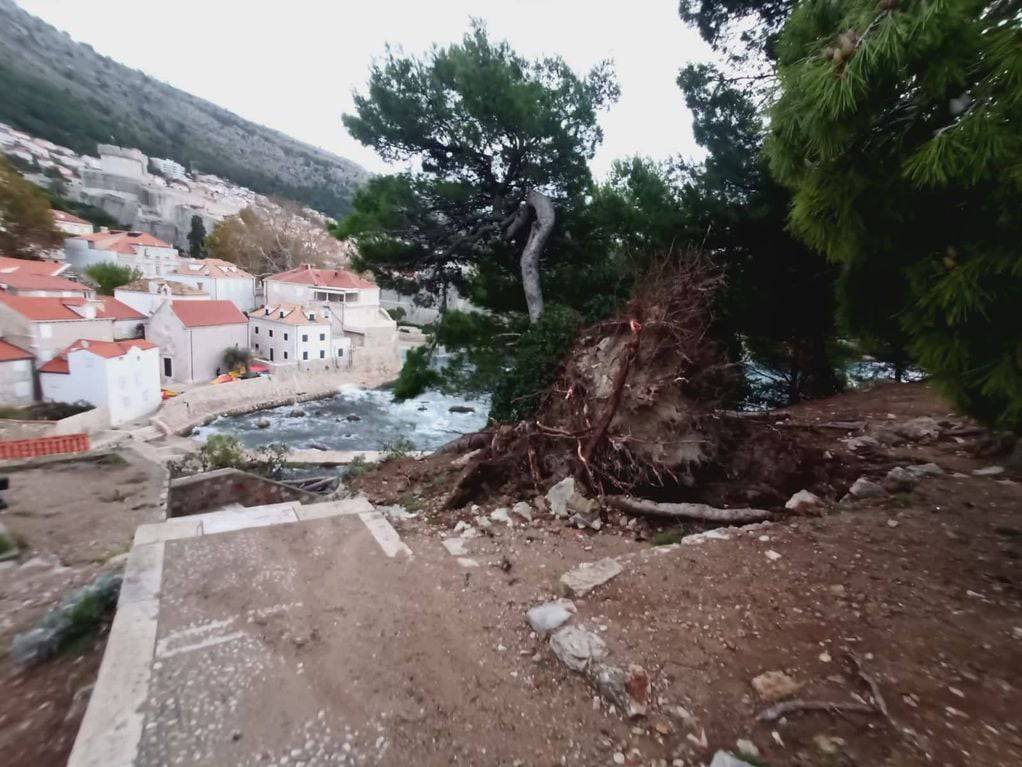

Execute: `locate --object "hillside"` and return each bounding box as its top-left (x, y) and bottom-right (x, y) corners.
top-left (0, 0), bottom-right (368, 217)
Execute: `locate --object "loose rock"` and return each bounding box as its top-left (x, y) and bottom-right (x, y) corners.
top-left (549, 625), bottom-right (608, 672)
top-left (448, 405), bottom-right (475, 414)
top-left (848, 477), bottom-right (887, 499)
top-left (751, 670), bottom-right (801, 702)
top-left (709, 752), bottom-right (757, 767)
top-left (511, 501), bottom-right (533, 523)
top-left (490, 507), bottom-right (512, 525)
top-left (560, 557), bottom-right (623, 597)
top-left (255, 418), bottom-right (271, 429)
top-left (905, 462), bottom-right (944, 477)
top-left (546, 477), bottom-right (576, 518)
top-left (785, 489), bottom-right (822, 512)
top-left (973, 465), bottom-right (1005, 476)
top-left (885, 466), bottom-right (918, 492)
top-left (526, 599), bottom-right (576, 634)
top-left (589, 662), bottom-right (649, 718)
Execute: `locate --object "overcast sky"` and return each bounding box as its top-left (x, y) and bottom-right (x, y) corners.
top-left (17, 0), bottom-right (713, 179)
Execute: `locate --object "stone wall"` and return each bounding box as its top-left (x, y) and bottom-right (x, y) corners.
top-left (0, 407), bottom-right (110, 440)
top-left (168, 468), bottom-right (320, 517)
top-left (152, 361), bottom-right (401, 436)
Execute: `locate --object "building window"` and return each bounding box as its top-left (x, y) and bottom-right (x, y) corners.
top-left (163, 358), bottom-right (173, 377)
top-left (302, 351), bottom-right (308, 360)
top-left (284, 332), bottom-right (288, 341)
top-left (337, 348), bottom-right (343, 357)
top-left (319, 350), bottom-right (325, 359)
top-left (254, 326), bottom-right (259, 334)
top-left (283, 351), bottom-right (288, 360)
top-left (319, 333), bottom-right (325, 341)
top-left (268, 329), bottom-right (273, 337)
top-left (301, 334), bottom-right (308, 342)
top-left (254, 343), bottom-right (260, 350)
top-left (197, 282), bottom-right (204, 290)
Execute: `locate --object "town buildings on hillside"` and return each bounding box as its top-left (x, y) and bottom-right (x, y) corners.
top-left (64, 229), bottom-right (179, 277)
top-left (0, 272), bottom-right (92, 298)
top-left (51, 209), bottom-right (94, 237)
top-left (0, 256), bottom-right (69, 278)
top-left (114, 278), bottom-right (209, 317)
top-left (148, 300), bottom-right (248, 383)
top-left (166, 259), bottom-right (257, 311)
top-left (38, 339), bottom-right (161, 425)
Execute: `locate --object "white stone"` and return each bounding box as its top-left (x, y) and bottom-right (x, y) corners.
top-left (549, 625), bottom-right (608, 672)
top-left (973, 466), bottom-right (1005, 476)
top-left (560, 557), bottom-right (623, 597)
top-left (710, 752), bottom-right (757, 767)
top-left (546, 477), bottom-right (575, 518)
top-left (785, 489), bottom-right (822, 511)
top-left (905, 462), bottom-right (944, 477)
top-left (489, 508), bottom-right (512, 525)
top-left (511, 501), bottom-right (533, 523)
top-left (765, 550), bottom-right (782, 562)
top-left (526, 599), bottom-right (577, 635)
top-left (849, 477), bottom-right (886, 498)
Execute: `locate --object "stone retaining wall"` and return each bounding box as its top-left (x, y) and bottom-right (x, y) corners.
top-left (153, 360), bottom-right (401, 436)
top-left (167, 468), bottom-right (321, 517)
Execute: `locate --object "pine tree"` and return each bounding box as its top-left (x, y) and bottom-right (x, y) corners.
top-left (766, 0), bottom-right (1022, 430)
top-left (187, 215), bottom-right (207, 259)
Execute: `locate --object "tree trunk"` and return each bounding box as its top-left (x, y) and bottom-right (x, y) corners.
top-left (606, 495), bottom-right (772, 523)
top-left (520, 190), bottom-right (554, 323)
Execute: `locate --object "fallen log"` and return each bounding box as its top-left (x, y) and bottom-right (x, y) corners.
top-left (605, 495), bottom-right (772, 523)
top-left (756, 699), bottom-right (877, 723)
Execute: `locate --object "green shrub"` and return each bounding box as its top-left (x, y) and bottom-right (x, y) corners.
top-left (198, 435), bottom-right (246, 471)
top-left (392, 346), bottom-right (441, 401)
top-left (84, 262), bottom-right (140, 295)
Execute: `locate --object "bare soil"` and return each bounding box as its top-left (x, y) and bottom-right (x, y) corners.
top-left (0, 449), bottom-right (165, 766)
top-left (352, 382), bottom-right (1022, 766)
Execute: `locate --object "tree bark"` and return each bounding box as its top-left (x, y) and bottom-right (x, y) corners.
top-left (605, 495), bottom-right (772, 523)
top-left (519, 190), bottom-right (554, 323)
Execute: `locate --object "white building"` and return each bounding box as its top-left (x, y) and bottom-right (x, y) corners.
top-left (51, 209), bottom-right (94, 237)
top-left (38, 339), bottom-right (161, 426)
top-left (248, 303), bottom-right (349, 365)
top-left (63, 230), bottom-right (180, 278)
top-left (97, 144), bottom-right (147, 178)
top-left (0, 338), bottom-right (35, 406)
top-left (165, 258), bottom-right (257, 311)
top-left (264, 265), bottom-right (396, 348)
top-left (0, 294), bottom-right (147, 362)
top-left (114, 278), bottom-right (209, 317)
top-left (148, 300), bottom-right (249, 383)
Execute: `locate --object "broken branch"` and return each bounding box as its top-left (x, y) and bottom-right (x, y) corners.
top-left (756, 699), bottom-right (878, 723)
top-left (605, 495), bottom-right (772, 523)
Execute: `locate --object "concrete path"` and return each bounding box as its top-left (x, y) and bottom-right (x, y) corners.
top-left (67, 497), bottom-right (412, 767)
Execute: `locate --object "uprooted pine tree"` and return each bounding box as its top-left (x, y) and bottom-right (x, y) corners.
top-left (442, 255), bottom-right (838, 520)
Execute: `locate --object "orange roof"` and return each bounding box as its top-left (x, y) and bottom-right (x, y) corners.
top-left (268, 264), bottom-right (375, 290)
top-left (172, 258), bottom-right (253, 279)
top-left (0, 272), bottom-right (90, 293)
top-left (170, 300), bottom-right (247, 328)
top-left (73, 230), bottom-right (174, 254)
top-left (0, 255), bottom-right (67, 277)
top-left (0, 294), bottom-right (144, 322)
top-left (0, 339), bottom-right (32, 362)
top-left (51, 209), bottom-right (91, 226)
top-left (249, 303), bottom-right (330, 326)
top-left (38, 338), bottom-right (157, 375)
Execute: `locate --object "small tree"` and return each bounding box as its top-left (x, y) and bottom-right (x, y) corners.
top-left (187, 215), bottom-right (207, 258)
top-left (84, 263), bottom-right (140, 295)
top-left (223, 347), bottom-right (253, 374)
top-left (0, 156), bottom-right (63, 258)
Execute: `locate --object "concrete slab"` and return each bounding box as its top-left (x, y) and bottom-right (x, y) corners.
top-left (199, 504), bottom-right (298, 536)
top-left (358, 510), bottom-right (413, 558)
top-left (295, 496), bottom-right (374, 521)
top-left (134, 516), bottom-right (204, 546)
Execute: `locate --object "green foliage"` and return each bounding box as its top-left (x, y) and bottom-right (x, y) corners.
top-left (386, 306), bottom-right (406, 322)
top-left (391, 346), bottom-right (441, 401)
top-left (46, 191), bottom-right (117, 229)
top-left (344, 454), bottom-right (372, 479)
top-left (489, 305), bottom-right (582, 422)
top-left (198, 435), bottom-right (246, 471)
top-left (0, 156), bottom-right (63, 257)
top-left (250, 443), bottom-right (290, 480)
top-left (84, 262), bottom-right (140, 295)
top-left (767, 0), bottom-right (1022, 429)
top-left (338, 21), bottom-right (618, 312)
top-left (187, 215), bottom-right (207, 258)
top-left (382, 435), bottom-right (417, 461)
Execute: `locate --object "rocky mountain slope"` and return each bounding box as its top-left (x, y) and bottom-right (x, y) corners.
top-left (0, 0), bottom-right (368, 217)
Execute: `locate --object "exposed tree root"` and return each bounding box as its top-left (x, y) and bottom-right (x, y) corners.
top-left (605, 495), bottom-right (772, 523)
top-left (756, 699), bottom-right (878, 723)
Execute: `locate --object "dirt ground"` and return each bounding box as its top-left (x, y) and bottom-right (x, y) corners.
top-left (352, 382), bottom-right (1022, 766)
top-left (0, 449), bottom-right (166, 767)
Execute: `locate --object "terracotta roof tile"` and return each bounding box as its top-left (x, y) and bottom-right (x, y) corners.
top-left (0, 294), bottom-right (144, 321)
top-left (170, 300), bottom-right (247, 328)
top-left (0, 339), bottom-right (32, 362)
top-left (51, 209), bottom-right (91, 226)
top-left (73, 230), bottom-right (174, 252)
top-left (267, 264), bottom-right (375, 290)
top-left (0, 272), bottom-right (90, 293)
top-left (0, 255), bottom-right (67, 277)
top-left (38, 338), bottom-right (157, 375)
top-left (249, 303), bottom-right (330, 326)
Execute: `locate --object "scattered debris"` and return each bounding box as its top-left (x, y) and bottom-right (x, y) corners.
top-left (756, 698), bottom-right (877, 722)
top-left (560, 557), bottom-right (623, 597)
top-left (589, 663), bottom-right (649, 718)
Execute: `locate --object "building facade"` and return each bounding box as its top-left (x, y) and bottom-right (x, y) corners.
top-left (165, 258), bottom-right (257, 311)
top-left (248, 303), bottom-right (349, 365)
top-left (38, 339), bottom-right (161, 425)
top-left (64, 229), bottom-right (180, 278)
top-left (148, 300), bottom-right (248, 383)
top-left (51, 209), bottom-right (94, 237)
top-left (0, 339), bottom-right (35, 406)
